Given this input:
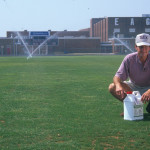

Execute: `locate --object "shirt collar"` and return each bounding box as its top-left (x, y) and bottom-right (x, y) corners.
top-left (136, 52), bottom-right (150, 65)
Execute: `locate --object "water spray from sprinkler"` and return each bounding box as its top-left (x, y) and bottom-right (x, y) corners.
top-left (112, 32), bottom-right (134, 53)
top-left (16, 32), bottom-right (32, 58)
top-left (27, 54), bottom-right (32, 60)
top-left (27, 31), bottom-right (61, 59)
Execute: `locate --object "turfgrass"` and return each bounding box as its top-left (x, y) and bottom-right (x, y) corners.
top-left (0, 55), bottom-right (150, 150)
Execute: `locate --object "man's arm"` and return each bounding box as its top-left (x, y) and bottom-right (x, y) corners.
top-left (113, 76), bottom-right (127, 99)
top-left (113, 75), bottom-right (134, 100)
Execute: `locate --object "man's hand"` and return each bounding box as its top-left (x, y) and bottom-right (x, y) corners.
top-left (116, 84), bottom-right (126, 99)
top-left (141, 89), bottom-right (150, 103)
top-left (113, 76), bottom-right (131, 101)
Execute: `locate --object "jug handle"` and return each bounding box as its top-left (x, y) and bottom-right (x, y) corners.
top-left (133, 91), bottom-right (141, 96)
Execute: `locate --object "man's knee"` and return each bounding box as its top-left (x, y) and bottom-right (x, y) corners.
top-left (108, 83), bottom-right (115, 93)
top-left (108, 83), bottom-right (125, 101)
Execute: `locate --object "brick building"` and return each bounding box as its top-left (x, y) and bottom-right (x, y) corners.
top-left (90, 15), bottom-right (150, 53)
top-left (0, 15), bottom-right (150, 56)
top-left (1, 30), bottom-right (100, 56)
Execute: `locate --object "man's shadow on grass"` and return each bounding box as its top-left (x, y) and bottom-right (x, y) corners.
top-left (143, 113), bottom-right (150, 121)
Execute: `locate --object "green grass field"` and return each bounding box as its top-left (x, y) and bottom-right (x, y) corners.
top-left (0, 55), bottom-right (150, 150)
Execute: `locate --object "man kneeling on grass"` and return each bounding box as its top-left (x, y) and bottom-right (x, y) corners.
top-left (109, 33), bottom-right (150, 116)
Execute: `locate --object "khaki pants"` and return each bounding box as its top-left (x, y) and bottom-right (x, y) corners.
top-left (124, 80), bottom-right (150, 95)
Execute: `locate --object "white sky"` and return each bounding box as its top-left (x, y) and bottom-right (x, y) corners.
top-left (0, 0), bottom-right (149, 36)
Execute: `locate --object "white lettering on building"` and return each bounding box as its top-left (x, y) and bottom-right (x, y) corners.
top-left (130, 18), bottom-right (134, 25)
top-left (115, 18), bottom-right (119, 26)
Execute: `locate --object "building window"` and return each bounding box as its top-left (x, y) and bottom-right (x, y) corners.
top-left (145, 28), bottom-right (150, 32)
top-left (114, 28), bottom-right (120, 33)
top-left (129, 28), bottom-right (135, 32)
top-left (146, 18), bottom-right (150, 25)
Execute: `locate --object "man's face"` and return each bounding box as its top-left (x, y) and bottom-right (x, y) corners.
top-left (135, 45), bottom-right (150, 57)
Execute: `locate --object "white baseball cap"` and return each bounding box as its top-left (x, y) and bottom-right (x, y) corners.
top-left (135, 33), bottom-right (150, 46)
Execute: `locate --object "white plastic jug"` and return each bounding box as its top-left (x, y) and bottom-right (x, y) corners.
top-left (124, 91), bottom-right (143, 121)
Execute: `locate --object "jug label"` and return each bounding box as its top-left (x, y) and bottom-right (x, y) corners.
top-left (134, 105), bottom-right (143, 117)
